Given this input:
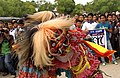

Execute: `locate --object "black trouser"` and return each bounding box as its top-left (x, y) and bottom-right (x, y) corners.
top-left (3, 53), bottom-right (16, 75)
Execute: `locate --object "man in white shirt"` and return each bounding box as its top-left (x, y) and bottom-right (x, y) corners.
top-left (82, 13), bottom-right (97, 34)
top-left (81, 13), bottom-right (98, 55)
top-left (9, 21), bottom-right (18, 43)
top-left (8, 22), bottom-right (16, 41)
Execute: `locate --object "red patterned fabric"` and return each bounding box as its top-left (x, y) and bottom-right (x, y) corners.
top-left (18, 29), bottom-right (103, 78)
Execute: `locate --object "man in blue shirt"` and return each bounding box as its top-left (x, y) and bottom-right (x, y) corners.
top-left (96, 14), bottom-right (118, 66)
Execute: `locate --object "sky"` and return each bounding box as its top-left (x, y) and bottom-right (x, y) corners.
top-left (21, 0), bottom-right (93, 5)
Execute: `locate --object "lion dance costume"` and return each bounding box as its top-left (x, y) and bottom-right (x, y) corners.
top-left (15, 12), bottom-right (115, 78)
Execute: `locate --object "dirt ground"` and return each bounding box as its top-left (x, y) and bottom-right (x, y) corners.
top-left (0, 59), bottom-right (120, 78)
top-left (100, 59), bottom-right (120, 78)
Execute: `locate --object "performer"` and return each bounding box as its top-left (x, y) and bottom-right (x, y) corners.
top-left (24, 11), bottom-right (55, 23)
top-left (15, 11), bottom-right (55, 42)
top-left (16, 17), bottom-right (115, 78)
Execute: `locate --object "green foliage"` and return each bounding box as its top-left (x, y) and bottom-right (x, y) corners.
top-left (72, 0), bottom-right (120, 14)
top-left (72, 4), bottom-right (84, 15)
top-left (22, 1), bottom-right (36, 15)
top-left (0, 0), bottom-right (119, 17)
top-left (55, 0), bottom-right (75, 14)
top-left (84, 0), bottom-right (120, 13)
top-left (38, 2), bottom-right (55, 11)
top-left (0, 0), bottom-right (36, 17)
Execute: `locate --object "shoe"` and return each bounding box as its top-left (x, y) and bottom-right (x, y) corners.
top-left (10, 75), bottom-right (16, 78)
top-left (10, 73), bottom-right (16, 78)
top-left (116, 57), bottom-right (120, 60)
top-left (113, 61), bottom-right (118, 65)
top-left (102, 63), bottom-right (106, 66)
top-left (2, 72), bottom-right (9, 76)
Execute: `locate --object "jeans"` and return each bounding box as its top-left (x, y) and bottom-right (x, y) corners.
top-left (4, 53), bottom-right (16, 75)
top-left (101, 40), bottom-right (116, 63)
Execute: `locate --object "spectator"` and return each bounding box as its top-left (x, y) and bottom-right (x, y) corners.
top-left (107, 14), bottom-right (112, 25)
top-left (75, 20), bottom-right (83, 29)
top-left (93, 14), bottom-right (97, 22)
top-left (4, 22), bottom-right (9, 28)
top-left (16, 19), bottom-right (25, 42)
top-left (112, 12), bottom-right (116, 15)
top-left (96, 16), bottom-right (101, 23)
top-left (0, 21), bottom-right (4, 28)
top-left (8, 22), bottom-right (16, 42)
top-left (0, 28), bottom-right (16, 77)
top-left (105, 12), bottom-right (109, 17)
top-left (13, 21), bottom-right (18, 29)
top-left (83, 15), bottom-right (88, 23)
top-left (74, 14), bottom-right (79, 24)
top-left (117, 20), bottom-right (120, 58)
top-left (111, 14), bottom-right (119, 58)
top-left (82, 13), bottom-right (97, 34)
top-left (95, 14), bottom-right (118, 65)
top-left (79, 14), bottom-right (84, 23)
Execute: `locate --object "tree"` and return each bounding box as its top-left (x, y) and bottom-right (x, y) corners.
top-left (22, 1), bottom-right (36, 15)
top-left (38, 1), bottom-right (55, 11)
top-left (55, 0), bottom-right (75, 14)
top-left (0, 0), bottom-right (36, 17)
top-left (72, 4), bottom-right (84, 15)
top-left (0, 7), bottom-right (4, 16)
top-left (0, 0), bottom-right (119, 17)
top-left (84, 2), bottom-right (94, 13)
top-left (84, 0), bottom-right (120, 13)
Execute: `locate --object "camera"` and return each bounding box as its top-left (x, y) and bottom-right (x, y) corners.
top-left (0, 28), bottom-right (9, 35)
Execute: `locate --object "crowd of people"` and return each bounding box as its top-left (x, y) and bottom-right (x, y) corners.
top-left (0, 11), bottom-right (119, 78)
top-left (0, 19), bottom-right (25, 78)
top-left (74, 12), bottom-right (120, 66)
